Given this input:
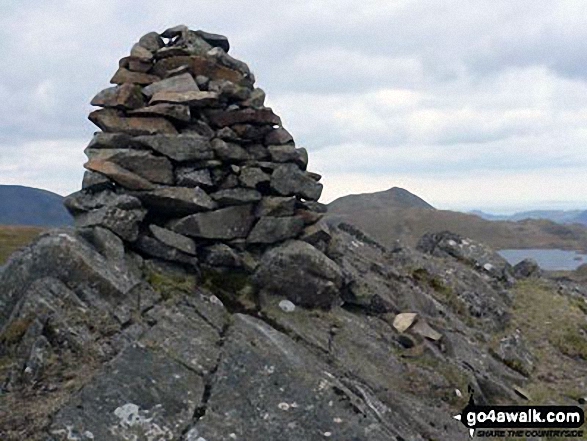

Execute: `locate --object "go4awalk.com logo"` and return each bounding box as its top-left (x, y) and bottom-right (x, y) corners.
top-left (453, 393), bottom-right (585, 438)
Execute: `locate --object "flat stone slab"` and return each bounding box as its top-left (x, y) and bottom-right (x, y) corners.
top-left (208, 108), bottom-right (281, 127)
top-left (128, 103), bottom-right (191, 122)
top-left (85, 149), bottom-right (173, 185)
top-left (89, 109), bottom-right (178, 136)
top-left (141, 72), bottom-right (199, 97)
top-left (84, 159), bottom-right (155, 190)
top-left (149, 224), bottom-right (196, 255)
top-left (133, 186), bottom-right (217, 216)
top-left (172, 204), bottom-right (255, 240)
top-left (150, 90), bottom-right (219, 107)
top-left (132, 134), bottom-right (213, 162)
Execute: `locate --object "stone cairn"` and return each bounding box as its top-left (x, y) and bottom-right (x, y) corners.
top-left (65, 25), bottom-right (333, 303)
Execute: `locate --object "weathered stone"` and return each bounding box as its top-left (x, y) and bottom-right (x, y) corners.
top-left (127, 103), bottom-right (191, 122)
top-left (201, 243), bottom-right (242, 267)
top-left (268, 144), bottom-right (297, 163)
top-left (491, 332), bottom-right (535, 377)
top-left (88, 109), bottom-right (178, 136)
top-left (130, 43), bottom-right (153, 60)
top-left (152, 56), bottom-right (245, 85)
top-left (133, 187), bottom-right (217, 216)
top-left (207, 108), bottom-right (281, 127)
top-left (90, 83), bottom-right (145, 109)
top-left (513, 258), bottom-right (542, 279)
top-left (208, 79), bottom-right (251, 101)
top-left (78, 226), bottom-right (126, 262)
top-left (171, 205), bottom-right (255, 240)
top-left (247, 216), bottom-right (305, 244)
top-left (241, 87), bottom-right (266, 107)
top-left (182, 120), bottom-right (215, 138)
top-left (76, 204), bottom-right (146, 242)
top-left (149, 224), bottom-right (196, 255)
top-left (150, 90), bottom-right (219, 107)
top-left (271, 164), bottom-right (324, 201)
top-left (161, 24), bottom-right (188, 39)
top-left (85, 149), bottom-right (173, 185)
top-left (164, 65), bottom-right (191, 78)
top-left (300, 222), bottom-right (332, 246)
top-left (211, 188), bottom-right (262, 206)
top-left (127, 56), bottom-right (153, 73)
top-left (296, 147), bottom-right (309, 170)
top-left (110, 67), bottom-right (159, 85)
top-left (238, 166), bottom-right (270, 189)
top-left (87, 132), bottom-right (133, 149)
top-left (253, 240), bottom-right (343, 308)
top-left (137, 31), bottom-right (164, 52)
top-left (81, 170), bottom-right (112, 190)
top-left (175, 167), bottom-right (213, 188)
top-left (195, 30), bottom-right (230, 52)
top-left (295, 208), bottom-right (324, 225)
top-left (207, 47), bottom-right (252, 78)
top-left (64, 190), bottom-right (143, 215)
top-left (255, 196), bottom-right (296, 217)
top-left (216, 126), bottom-right (239, 141)
top-left (142, 72), bottom-right (199, 97)
top-left (231, 124), bottom-right (273, 141)
top-left (211, 138), bottom-right (249, 161)
top-left (298, 200), bottom-right (328, 213)
top-left (84, 159), bottom-right (156, 190)
top-left (393, 312), bottom-right (418, 333)
top-left (265, 128), bottom-right (293, 145)
top-left (246, 143), bottom-right (270, 160)
top-left (133, 134), bottom-right (213, 162)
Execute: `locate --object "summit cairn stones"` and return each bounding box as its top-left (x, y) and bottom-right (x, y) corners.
top-left (65, 25), bottom-right (340, 308)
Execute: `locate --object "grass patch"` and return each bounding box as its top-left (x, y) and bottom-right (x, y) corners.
top-left (0, 226), bottom-right (45, 265)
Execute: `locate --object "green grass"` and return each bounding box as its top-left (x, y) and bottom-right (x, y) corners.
top-left (0, 226), bottom-right (45, 265)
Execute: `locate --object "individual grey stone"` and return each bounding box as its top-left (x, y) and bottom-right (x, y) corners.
top-left (75, 204), bottom-right (146, 242)
top-left (211, 138), bottom-right (249, 161)
top-left (246, 143), bottom-right (270, 160)
top-left (513, 258), bottom-right (542, 279)
top-left (133, 187), bottom-right (217, 216)
top-left (207, 108), bottom-right (281, 127)
top-left (195, 30), bottom-right (230, 52)
top-left (84, 159), bottom-right (156, 190)
top-left (298, 200), bottom-right (328, 213)
top-left (216, 126), bottom-right (238, 141)
top-left (254, 240), bottom-right (343, 308)
top-left (265, 128), bottom-right (294, 146)
top-left (78, 226), bottom-right (126, 262)
top-left (87, 132), bottom-right (133, 150)
top-left (207, 47), bottom-right (251, 76)
top-left (84, 149), bottom-right (173, 185)
top-left (238, 166), bottom-right (270, 188)
top-left (295, 147), bottom-right (309, 170)
top-left (268, 144), bottom-right (298, 162)
top-left (171, 205), bottom-right (255, 240)
top-left (164, 65), bottom-right (191, 78)
top-left (133, 134), bottom-right (214, 162)
top-left (149, 225), bottom-right (196, 255)
top-left (126, 56), bottom-right (153, 73)
top-left (161, 24), bottom-right (188, 39)
top-left (88, 109), bottom-right (177, 136)
top-left (110, 67), bottom-right (160, 85)
top-left (211, 188), bottom-right (262, 206)
top-left (491, 332), bottom-right (535, 377)
top-left (182, 120), bottom-right (215, 138)
top-left (133, 235), bottom-right (198, 267)
top-left (142, 72), bottom-right (199, 97)
top-left (231, 123), bottom-right (273, 141)
top-left (296, 208), bottom-right (324, 225)
top-left (255, 196), bottom-right (297, 217)
top-left (90, 83), bottom-right (145, 109)
top-left (241, 87), bottom-right (266, 107)
top-left (300, 222), bottom-right (332, 246)
top-left (81, 170), bottom-right (112, 190)
top-left (128, 103), bottom-right (191, 122)
top-left (150, 90), bottom-right (219, 107)
top-left (208, 79), bottom-right (251, 101)
top-left (278, 299), bottom-right (296, 312)
top-left (201, 243), bottom-right (242, 267)
top-left (137, 31), bottom-right (164, 52)
top-left (271, 164), bottom-right (324, 201)
top-left (64, 190), bottom-right (143, 215)
top-left (175, 167), bottom-right (213, 188)
top-left (130, 43), bottom-right (153, 60)
top-left (247, 216), bottom-right (305, 244)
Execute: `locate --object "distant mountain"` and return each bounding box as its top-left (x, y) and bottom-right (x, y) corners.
top-left (471, 209), bottom-right (587, 226)
top-left (328, 187), bottom-right (435, 212)
top-left (328, 187), bottom-right (587, 251)
top-left (0, 185), bottom-right (73, 227)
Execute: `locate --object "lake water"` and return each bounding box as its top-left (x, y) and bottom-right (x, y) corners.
top-left (498, 249), bottom-right (587, 271)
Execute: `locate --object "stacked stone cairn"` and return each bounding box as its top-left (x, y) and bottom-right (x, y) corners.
top-left (65, 25), bottom-right (337, 307)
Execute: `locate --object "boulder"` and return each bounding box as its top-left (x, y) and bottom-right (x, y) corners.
top-left (253, 240), bottom-right (343, 308)
top-left (171, 204), bottom-right (255, 240)
top-left (513, 258), bottom-right (543, 279)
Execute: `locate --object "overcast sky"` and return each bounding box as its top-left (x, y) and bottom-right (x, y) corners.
top-left (1, 0), bottom-right (586, 213)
